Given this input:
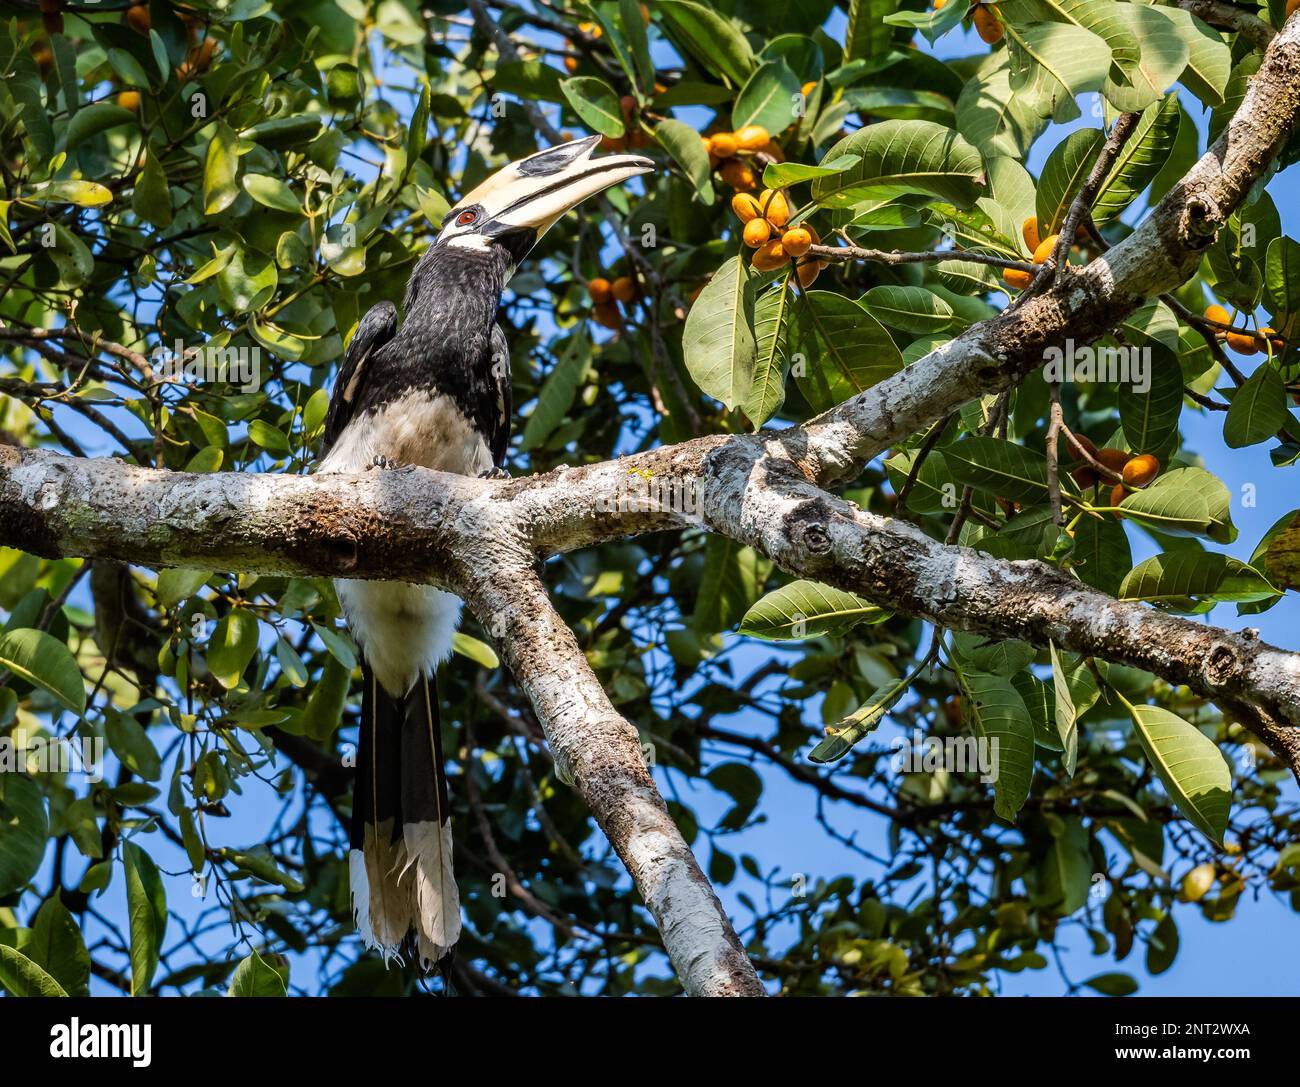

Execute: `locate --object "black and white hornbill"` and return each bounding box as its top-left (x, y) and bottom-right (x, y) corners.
top-left (316, 135), bottom-right (653, 969)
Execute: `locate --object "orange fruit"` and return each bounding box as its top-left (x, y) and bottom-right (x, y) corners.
top-left (564, 55), bottom-right (578, 73)
top-left (752, 240), bottom-right (790, 271)
top-left (1032, 234), bottom-right (1059, 264)
top-left (731, 192), bottom-right (763, 222)
top-left (592, 301), bottom-right (622, 329)
top-left (1022, 217), bottom-right (1041, 253)
top-left (796, 260), bottom-right (826, 288)
top-left (1109, 483), bottom-right (1129, 512)
top-left (117, 90), bottom-right (142, 111)
top-left (1095, 448), bottom-right (1132, 476)
top-left (709, 132), bottom-right (739, 158)
top-left (801, 81), bottom-right (817, 97)
top-left (1226, 331), bottom-right (1260, 355)
top-left (743, 218), bottom-right (772, 248)
top-left (1203, 304), bottom-right (1232, 326)
top-left (611, 276), bottom-right (638, 304)
top-left (600, 134), bottom-right (628, 152)
top-left (757, 189), bottom-right (789, 228)
top-left (126, 3), bottom-right (151, 32)
top-left (973, 4), bottom-right (1004, 44)
top-left (1122, 454), bottom-right (1160, 488)
top-left (781, 227), bottom-right (813, 257)
top-left (1071, 465), bottom-right (1099, 489)
top-left (1003, 268), bottom-right (1033, 290)
top-left (1259, 326), bottom-right (1285, 352)
top-left (587, 277), bottom-right (612, 305)
top-left (735, 124), bottom-right (770, 151)
top-left (720, 159), bottom-right (757, 190)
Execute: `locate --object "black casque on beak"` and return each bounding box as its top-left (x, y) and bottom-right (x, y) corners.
top-left (436, 135), bottom-right (654, 263)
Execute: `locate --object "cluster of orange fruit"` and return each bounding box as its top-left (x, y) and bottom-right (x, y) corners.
top-left (586, 274), bottom-right (640, 330)
top-left (702, 124), bottom-right (786, 191)
top-left (731, 190), bottom-right (827, 286)
top-left (1203, 304), bottom-right (1283, 356)
top-left (1003, 218), bottom-right (1061, 290)
top-left (1069, 435), bottom-right (1161, 514)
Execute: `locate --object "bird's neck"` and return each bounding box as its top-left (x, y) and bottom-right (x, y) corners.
top-left (403, 243), bottom-right (511, 334)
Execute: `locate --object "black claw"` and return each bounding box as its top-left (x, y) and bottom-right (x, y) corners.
top-left (371, 455), bottom-right (415, 473)
top-left (479, 466), bottom-right (511, 480)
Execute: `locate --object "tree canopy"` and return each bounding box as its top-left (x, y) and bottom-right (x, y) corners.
top-left (1, 0), bottom-right (1299, 998)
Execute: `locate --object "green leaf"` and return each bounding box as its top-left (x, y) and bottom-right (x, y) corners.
top-left (1036, 127), bottom-right (1105, 235)
top-left (1265, 236), bottom-right (1300, 315)
top-left (0, 628), bottom-right (85, 714)
top-left (732, 59), bottom-right (801, 135)
top-left (204, 122), bottom-right (240, 215)
top-left (657, 0), bottom-right (755, 86)
top-left (156, 568), bottom-right (210, 607)
top-left (1093, 96), bottom-right (1180, 223)
top-left (958, 669), bottom-right (1035, 821)
top-left (1156, 6), bottom-right (1230, 108)
top-left (560, 76), bottom-right (625, 138)
top-left (692, 538), bottom-right (761, 633)
top-left (29, 897), bottom-right (89, 996)
top-left (227, 950), bottom-right (289, 996)
top-left (943, 436), bottom-right (1049, 504)
top-left (1004, 21), bottom-right (1112, 122)
top-left (739, 579), bottom-right (888, 640)
top-left (861, 285), bottom-right (954, 334)
top-left (1125, 703), bottom-right (1231, 845)
top-left (219, 845), bottom-right (305, 892)
top-left (132, 149), bottom-right (173, 227)
top-left (310, 621), bottom-right (357, 671)
top-left (1119, 552), bottom-right (1276, 610)
top-left (812, 120), bottom-right (984, 210)
top-left (682, 255), bottom-right (756, 412)
top-left (522, 332), bottom-right (590, 449)
top-left (0, 774), bottom-right (49, 897)
top-left (955, 61), bottom-right (1049, 161)
top-left (106, 711), bottom-right (163, 782)
top-left (748, 278), bottom-right (793, 427)
top-left (791, 290), bottom-right (904, 412)
top-left (206, 608), bottom-right (260, 689)
top-left (1084, 971), bottom-right (1138, 996)
top-left (452, 632), bottom-right (499, 669)
top-left (1100, 2), bottom-right (1188, 113)
top-left (762, 154), bottom-right (860, 189)
top-left (300, 655), bottom-right (350, 742)
top-left (124, 840), bottom-right (167, 995)
top-left (811, 680), bottom-right (909, 763)
top-left (845, 0), bottom-right (900, 62)
top-left (1147, 912), bottom-right (1179, 975)
top-left (1117, 342), bottom-right (1183, 457)
top-left (241, 173), bottom-right (301, 214)
top-left (1223, 362), bottom-right (1287, 449)
top-left (1051, 642), bottom-right (1097, 775)
top-left (654, 118), bottom-right (715, 203)
top-left (0, 944), bottom-right (67, 997)
top-left (1117, 467), bottom-right (1236, 543)
top-left (64, 103), bottom-right (137, 150)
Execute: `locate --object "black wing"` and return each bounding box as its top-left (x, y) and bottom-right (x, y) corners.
top-left (488, 323), bottom-right (512, 468)
top-left (320, 301), bottom-right (398, 458)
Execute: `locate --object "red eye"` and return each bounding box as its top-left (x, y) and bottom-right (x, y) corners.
top-left (456, 210), bottom-right (478, 226)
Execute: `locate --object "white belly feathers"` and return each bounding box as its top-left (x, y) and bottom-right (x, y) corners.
top-left (317, 390), bottom-right (493, 696)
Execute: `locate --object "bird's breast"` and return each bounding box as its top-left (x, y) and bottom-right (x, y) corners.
top-left (317, 388), bottom-right (493, 476)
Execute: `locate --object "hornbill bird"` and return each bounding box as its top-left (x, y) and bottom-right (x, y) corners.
top-left (316, 135), bottom-right (653, 969)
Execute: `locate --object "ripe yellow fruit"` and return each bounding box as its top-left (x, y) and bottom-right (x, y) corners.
top-left (934, 0), bottom-right (948, 7)
top-left (757, 188), bottom-right (789, 228)
top-left (800, 81), bottom-right (816, 98)
top-left (731, 192), bottom-right (763, 223)
top-left (611, 276), bottom-right (637, 304)
top-left (1022, 217), bottom-right (1041, 253)
top-left (743, 218), bottom-right (772, 248)
top-left (1122, 453), bottom-right (1160, 488)
top-left (781, 227), bottom-right (812, 257)
top-left (126, 3), bottom-right (151, 33)
top-left (1182, 863), bottom-right (1216, 903)
top-left (1032, 234), bottom-right (1059, 264)
top-left (709, 132), bottom-right (739, 158)
top-left (117, 90), bottom-right (142, 111)
top-left (735, 124), bottom-right (770, 151)
top-left (1259, 326), bottom-right (1285, 352)
top-left (1109, 483), bottom-right (1129, 513)
top-left (720, 159), bottom-right (757, 190)
top-left (1226, 330), bottom-right (1260, 355)
top-left (973, 4), bottom-right (1004, 43)
top-left (563, 55), bottom-right (579, 74)
top-left (1203, 303), bottom-right (1231, 326)
top-left (796, 260), bottom-right (826, 288)
top-left (1003, 268), bottom-right (1033, 290)
top-left (578, 20), bottom-right (603, 38)
top-left (587, 277), bottom-right (612, 305)
top-left (752, 240), bottom-right (790, 271)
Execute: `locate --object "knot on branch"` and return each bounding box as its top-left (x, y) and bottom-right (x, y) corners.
top-left (1204, 642), bottom-right (1242, 687)
top-left (1179, 193), bottom-right (1222, 250)
top-left (783, 498), bottom-right (836, 560)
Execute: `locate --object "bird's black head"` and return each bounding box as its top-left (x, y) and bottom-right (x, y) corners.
top-left (435, 135), bottom-right (653, 269)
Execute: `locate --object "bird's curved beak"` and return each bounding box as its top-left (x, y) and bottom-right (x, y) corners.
top-left (441, 135), bottom-right (654, 257)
